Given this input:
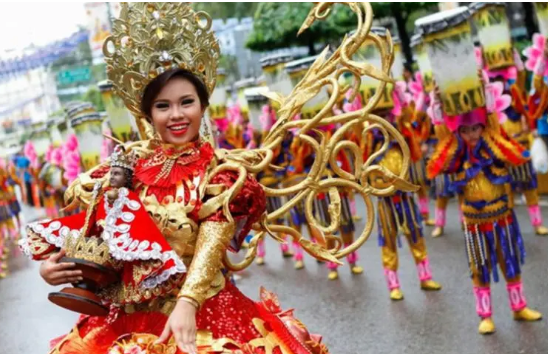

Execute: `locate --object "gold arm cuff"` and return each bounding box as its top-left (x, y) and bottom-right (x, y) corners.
top-left (178, 220), bottom-right (235, 308)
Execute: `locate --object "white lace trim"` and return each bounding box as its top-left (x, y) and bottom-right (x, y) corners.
top-left (23, 187), bottom-right (187, 290)
top-left (101, 188), bottom-right (187, 289)
top-left (22, 218), bottom-right (81, 257)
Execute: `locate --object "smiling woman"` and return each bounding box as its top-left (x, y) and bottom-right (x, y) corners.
top-left (141, 69), bottom-right (210, 146)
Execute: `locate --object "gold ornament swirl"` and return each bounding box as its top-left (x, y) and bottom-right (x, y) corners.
top-left (65, 2), bottom-right (417, 271)
top-left (221, 2), bottom-right (418, 269)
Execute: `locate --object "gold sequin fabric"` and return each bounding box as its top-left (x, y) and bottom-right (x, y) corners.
top-left (178, 221), bottom-right (235, 308)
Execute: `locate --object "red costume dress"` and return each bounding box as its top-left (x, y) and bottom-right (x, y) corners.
top-left (23, 139), bottom-right (327, 354)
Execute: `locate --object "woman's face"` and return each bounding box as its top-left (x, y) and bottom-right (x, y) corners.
top-left (458, 124), bottom-right (484, 148)
top-left (150, 77), bottom-right (205, 145)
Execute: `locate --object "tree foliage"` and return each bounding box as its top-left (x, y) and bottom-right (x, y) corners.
top-left (246, 3), bottom-right (439, 59)
top-left (371, 2), bottom-right (437, 19)
top-left (192, 2), bottom-right (259, 20)
top-left (82, 86), bottom-right (105, 112)
top-left (246, 3), bottom-right (355, 55)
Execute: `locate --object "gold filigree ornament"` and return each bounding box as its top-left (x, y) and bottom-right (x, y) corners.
top-left (221, 3), bottom-right (419, 270)
top-left (103, 2), bottom-right (220, 139)
top-left (68, 2), bottom-right (417, 272)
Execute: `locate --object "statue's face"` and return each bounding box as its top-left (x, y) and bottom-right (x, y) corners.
top-left (109, 166), bottom-right (127, 188)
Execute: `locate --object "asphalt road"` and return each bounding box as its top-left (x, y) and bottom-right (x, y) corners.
top-left (1, 199), bottom-right (547, 353)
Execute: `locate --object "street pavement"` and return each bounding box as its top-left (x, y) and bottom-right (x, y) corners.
top-left (1, 199), bottom-right (548, 353)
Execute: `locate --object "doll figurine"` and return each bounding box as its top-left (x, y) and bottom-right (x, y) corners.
top-left (21, 145), bottom-right (187, 316)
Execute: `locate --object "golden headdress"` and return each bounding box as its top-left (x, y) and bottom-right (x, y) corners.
top-left (103, 2), bottom-right (220, 120)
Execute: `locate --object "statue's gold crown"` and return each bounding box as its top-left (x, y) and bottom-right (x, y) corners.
top-left (103, 2), bottom-right (221, 118)
top-left (111, 145), bottom-right (136, 171)
top-left (65, 235), bottom-right (113, 267)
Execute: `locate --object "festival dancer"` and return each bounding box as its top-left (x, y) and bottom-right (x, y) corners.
top-left (368, 82), bottom-right (441, 300)
top-left (20, 3), bottom-right (409, 353)
top-left (255, 104), bottom-right (300, 266)
top-left (473, 5), bottom-right (548, 235)
top-left (408, 72), bottom-right (457, 237)
top-left (427, 76), bottom-right (543, 334)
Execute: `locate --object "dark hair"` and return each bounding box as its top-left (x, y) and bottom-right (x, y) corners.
top-left (403, 62), bottom-right (413, 73)
top-left (123, 168), bottom-right (134, 190)
top-left (141, 68), bottom-right (210, 118)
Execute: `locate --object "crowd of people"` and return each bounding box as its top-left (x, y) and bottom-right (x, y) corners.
top-left (1, 2), bottom-right (547, 353)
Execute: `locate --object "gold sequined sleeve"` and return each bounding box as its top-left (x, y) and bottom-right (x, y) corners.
top-left (177, 220), bottom-right (236, 308)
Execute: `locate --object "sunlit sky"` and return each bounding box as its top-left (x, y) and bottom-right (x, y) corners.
top-left (0, 2), bottom-right (87, 53)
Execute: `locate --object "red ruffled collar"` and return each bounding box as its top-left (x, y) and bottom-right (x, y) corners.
top-left (135, 139), bottom-right (215, 203)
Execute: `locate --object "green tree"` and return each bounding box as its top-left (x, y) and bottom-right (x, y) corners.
top-left (82, 86), bottom-right (105, 112)
top-left (246, 3), bottom-right (355, 55)
top-left (219, 54), bottom-right (240, 82)
top-left (371, 3), bottom-right (438, 64)
top-left (50, 27), bottom-right (93, 72)
top-left (246, 3), bottom-right (438, 62)
top-left (192, 3), bottom-right (258, 20)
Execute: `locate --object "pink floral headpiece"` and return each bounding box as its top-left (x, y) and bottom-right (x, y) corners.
top-left (24, 141), bottom-right (38, 169)
top-left (227, 104), bottom-right (244, 127)
top-left (61, 133), bottom-right (81, 183)
top-left (342, 90), bottom-right (363, 113)
top-left (391, 81), bottom-right (411, 117)
top-left (485, 81), bottom-right (511, 123)
top-left (524, 33), bottom-right (548, 77)
top-left (259, 104), bottom-right (277, 131)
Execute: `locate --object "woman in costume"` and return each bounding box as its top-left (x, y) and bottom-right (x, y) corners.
top-left (22, 3), bottom-right (414, 353)
top-left (427, 77), bottom-right (543, 335)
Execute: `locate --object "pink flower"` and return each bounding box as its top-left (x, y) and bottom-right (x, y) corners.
top-left (342, 89), bottom-right (363, 113)
top-left (62, 134), bottom-right (81, 183)
top-left (475, 46), bottom-right (484, 68)
top-left (485, 81), bottom-right (511, 123)
top-left (408, 73), bottom-right (424, 98)
top-left (45, 145), bottom-right (54, 164)
top-left (391, 80), bottom-right (411, 117)
top-left (227, 104), bottom-right (244, 127)
top-left (24, 141), bottom-right (38, 169)
top-left (51, 148), bottom-right (63, 167)
top-left (259, 104), bottom-right (277, 131)
top-left (523, 33), bottom-right (548, 76)
top-left (214, 117), bottom-right (229, 133)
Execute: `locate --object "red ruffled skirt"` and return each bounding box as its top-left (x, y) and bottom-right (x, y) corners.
top-left (50, 281), bottom-right (327, 354)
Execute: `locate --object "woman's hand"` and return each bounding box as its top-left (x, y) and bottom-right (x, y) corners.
top-left (39, 249), bottom-right (82, 286)
top-left (156, 299), bottom-right (198, 354)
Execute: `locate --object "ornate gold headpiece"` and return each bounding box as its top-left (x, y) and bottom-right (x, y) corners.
top-left (110, 145), bottom-right (136, 172)
top-left (103, 2), bottom-right (221, 119)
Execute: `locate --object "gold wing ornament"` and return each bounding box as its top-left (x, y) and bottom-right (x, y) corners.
top-left (64, 2), bottom-right (417, 271)
top-left (218, 2), bottom-right (418, 270)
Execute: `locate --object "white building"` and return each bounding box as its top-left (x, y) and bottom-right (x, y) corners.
top-left (0, 67), bottom-right (61, 136)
